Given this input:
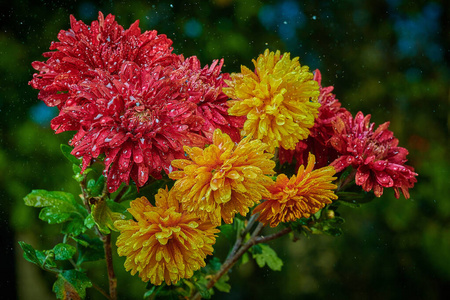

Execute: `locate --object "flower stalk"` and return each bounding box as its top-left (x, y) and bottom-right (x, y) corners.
top-left (191, 220), bottom-right (292, 300)
top-left (80, 178), bottom-right (117, 300)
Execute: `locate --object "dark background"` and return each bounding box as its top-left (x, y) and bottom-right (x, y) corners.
top-left (1, 0), bottom-right (449, 299)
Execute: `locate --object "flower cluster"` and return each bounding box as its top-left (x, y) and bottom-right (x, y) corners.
top-left (31, 12), bottom-right (418, 289)
top-left (115, 188), bottom-right (218, 285)
top-left (30, 12), bottom-right (244, 192)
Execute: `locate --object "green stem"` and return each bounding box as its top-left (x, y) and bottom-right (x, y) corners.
top-left (79, 178), bottom-right (117, 300)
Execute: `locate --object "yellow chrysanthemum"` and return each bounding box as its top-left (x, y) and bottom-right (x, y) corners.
top-left (169, 128), bottom-right (275, 226)
top-left (115, 188), bottom-right (218, 286)
top-left (253, 153), bottom-right (338, 227)
top-left (223, 49), bottom-right (320, 152)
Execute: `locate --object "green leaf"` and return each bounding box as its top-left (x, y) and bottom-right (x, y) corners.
top-left (336, 191), bottom-right (375, 205)
top-left (39, 206), bottom-right (72, 224)
top-left (24, 190), bottom-right (76, 208)
top-left (143, 286), bottom-right (156, 299)
top-left (84, 214), bottom-right (96, 229)
top-left (190, 257), bottom-right (230, 297)
top-left (336, 200), bottom-right (361, 208)
top-left (72, 164), bottom-right (93, 182)
top-left (114, 183), bottom-right (138, 202)
top-left (18, 241), bottom-right (41, 266)
top-left (24, 190), bottom-right (88, 236)
top-left (90, 198), bottom-right (126, 234)
top-left (194, 276), bottom-right (212, 299)
top-left (241, 252), bottom-right (250, 265)
top-left (89, 175), bottom-right (105, 197)
top-left (53, 243), bottom-right (76, 261)
top-left (75, 235), bottom-right (104, 265)
top-left (252, 244), bottom-right (283, 271)
top-left (311, 216), bottom-right (345, 237)
top-left (62, 217), bottom-right (86, 236)
top-left (18, 241), bottom-right (57, 270)
top-left (214, 273), bottom-right (231, 293)
top-left (219, 224), bottom-right (234, 241)
top-left (53, 269), bottom-right (92, 300)
top-left (60, 144), bottom-right (81, 165)
top-left (233, 217), bottom-right (245, 233)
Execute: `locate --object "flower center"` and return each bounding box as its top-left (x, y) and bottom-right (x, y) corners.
top-left (366, 140), bottom-right (389, 160)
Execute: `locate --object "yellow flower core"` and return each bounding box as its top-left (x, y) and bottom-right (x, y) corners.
top-left (170, 128), bottom-right (275, 225)
top-left (223, 49), bottom-right (320, 152)
top-left (115, 188), bottom-right (218, 286)
top-left (253, 153), bottom-right (338, 227)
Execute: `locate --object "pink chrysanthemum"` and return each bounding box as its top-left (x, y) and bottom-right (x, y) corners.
top-left (279, 69), bottom-right (350, 169)
top-left (171, 56), bottom-right (245, 142)
top-left (29, 12), bottom-right (179, 108)
top-left (58, 62), bottom-right (207, 192)
top-left (330, 111), bottom-right (418, 199)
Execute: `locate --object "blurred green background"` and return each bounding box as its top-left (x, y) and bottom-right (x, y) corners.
top-left (1, 0), bottom-right (448, 299)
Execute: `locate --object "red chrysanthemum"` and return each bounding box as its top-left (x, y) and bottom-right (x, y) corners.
top-left (57, 62), bottom-right (208, 192)
top-left (29, 12), bottom-right (243, 193)
top-left (330, 111), bottom-right (418, 199)
top-left (170, 56), bottom-right (245, 142)
top-left (29, 12), bottom-right (179, 108)
top-left (279, 69), bottom-right (350, 169)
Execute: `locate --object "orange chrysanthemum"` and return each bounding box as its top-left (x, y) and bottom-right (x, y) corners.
top-left (115, 188), bottom-right (218, 285)
top-left (170, 129), bottom-right (275, 225)
top-left (254, 153), bottom-right (338, 227)
top-left (223, 49), bottom-right (320, 152)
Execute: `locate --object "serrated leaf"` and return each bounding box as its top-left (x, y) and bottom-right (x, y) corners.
top-left (311, 217), bottom-right (345, 237)
top-left (72, 165), bottom-right (92, 182)
top-left (61, 144), bottom-right (81, 165)
top-left (53, 270), bottom-right (92, 300)
top-left (251, 244), bottom-right (263, 255)
top-left (24, 190), bottom-right (88, 236)
top-left (18, 241), bottom-right (41, 266)
top-left (75, 235), bottom-right (104, 265)
top-left (194, 276), bottom-right (212, 299)
top-left (87, 179), bottom-right (96, 190)
top-left (89, 175), bottom-right (105, 197)
top-left (84, 214), bottom-right (96, 229)
top-left (90, 198), bottom-right (125, 234)
top-left (39, 206), bottom-right (72, 224)
top-left (18, 241), bottom-right (57, 269)
top-left (53, 243), bottom-right (76, 261)
top-left (252, 244), bottom-right (283, 271)
top-left (214, 273), bottom-right (231, 293)
top-left (241, 252), bottom-right (250, 265)
top-left (207, 257), bottom-right (222, 272)
top-left (62, 217), bottom-right (86, 236)
top-left (323, 227), bottom-right (343, 236)
top-left (24, 190), bottom-right (76, 208)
